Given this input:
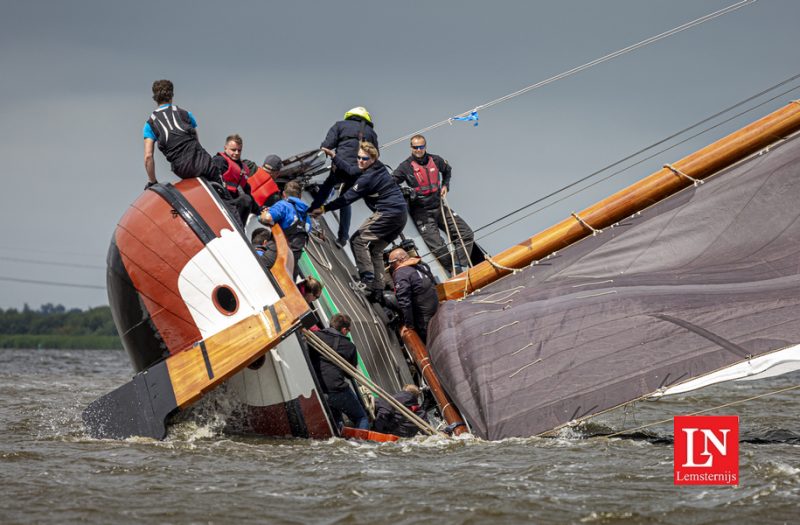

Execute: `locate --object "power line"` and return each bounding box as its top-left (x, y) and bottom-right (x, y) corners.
top-left (0, 256), bottom-right (105, 270)
top-left (0, 276), bottom-right (105, 290)
top-left (381, 0), bottom-right (757, 149)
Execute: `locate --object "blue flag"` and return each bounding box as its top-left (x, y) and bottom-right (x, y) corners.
top-left (451, 110), bottom-right (479, 127)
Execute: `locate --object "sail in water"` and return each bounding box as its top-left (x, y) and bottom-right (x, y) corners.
top-left (427, 115), bottom-right (800, 440)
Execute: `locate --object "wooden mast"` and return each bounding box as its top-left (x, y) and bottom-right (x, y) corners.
top-left (437, 100), bottom-right (800, 301)
top-left (401, 328), bottom-right (468, 436)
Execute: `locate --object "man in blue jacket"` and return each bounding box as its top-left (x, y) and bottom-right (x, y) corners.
top-left (258, 180), bottom-right (311, 278)
top-left (311, 107), bottom-right (379, 248)
top-left (313, 141), bottom-right (407, 302)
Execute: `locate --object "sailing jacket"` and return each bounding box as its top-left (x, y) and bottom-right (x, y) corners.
top-left (392, 258), bottom-right (439, 333)
top-left (324, 158), bottom-right (407, 216)
top-left (373, 390), bottom-right (427, 438)
top-left (311, 116), bottom-right (379, 211)
top-left (314, 327), bottom-right (359, 393)
top-left (392, 154), bottom-right (452, 211)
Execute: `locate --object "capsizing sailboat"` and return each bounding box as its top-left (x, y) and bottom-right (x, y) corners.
top-left (83, 101), bottom-right (800, 442)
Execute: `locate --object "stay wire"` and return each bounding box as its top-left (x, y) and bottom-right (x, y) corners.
top-left (475, 81), bottom-right (800, 243)
top-left (474, 71), bottom-right (800, 235)
top-left (411, 75), bottom-right (800, 261)
top-left (381, 0), bottom-right (757, 149)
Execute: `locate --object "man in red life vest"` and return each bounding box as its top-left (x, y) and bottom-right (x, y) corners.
top-left (392, 135), bottom-right (474, 276)
top-left (215, 134), bottom-right (257, 225)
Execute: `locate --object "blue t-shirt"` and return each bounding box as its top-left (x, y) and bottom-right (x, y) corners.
top-left (143, 104), bottom-right (197, 140)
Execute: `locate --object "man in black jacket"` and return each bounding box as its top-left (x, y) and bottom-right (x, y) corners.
top-left (392, 134), bottom-right (474, 276)
top-left (313, 314), bottom-right (369, 430)
top-left (388, 247), bottom-right (439, 343)
top-left (314, 142), bottom-right (407, 301)
top-left (373, 384), bottom-right (427, 438)
top-left (311, 107), bottom-right (379, 247)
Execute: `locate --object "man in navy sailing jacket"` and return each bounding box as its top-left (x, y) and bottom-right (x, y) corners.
top-left (143, 79), bottom-right (224, 188)
top-left (310, 107), bottom-right (379, 247)
top-left (313, 141), bottom-right (407, 300)
top-left (388, 247), bottom-right (439, 343)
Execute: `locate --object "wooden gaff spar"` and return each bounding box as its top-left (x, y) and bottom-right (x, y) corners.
top-left (437, 101), bottom-right (800, 301)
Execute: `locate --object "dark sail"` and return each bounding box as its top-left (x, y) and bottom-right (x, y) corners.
top-left (427, 131), bottom-right (800, 440)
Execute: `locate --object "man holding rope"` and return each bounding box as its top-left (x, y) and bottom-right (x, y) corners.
top-left (392, 135), bottom-right (474, 276)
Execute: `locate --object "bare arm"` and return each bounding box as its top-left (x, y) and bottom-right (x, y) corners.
top-left (144, 138), bottom-right (157, 183)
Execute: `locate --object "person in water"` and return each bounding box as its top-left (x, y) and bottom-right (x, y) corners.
top-left (373, 384), bottom-right (427, 438)
top-left (258, 180), bottom-right (311, 278)
top-left (312, 313), bottom-right (370, 430)
top-left (216, 134), bottom-right (257, 224)
top-left (143, 79), bottom-right (224, 188)
top-left (392, 135), bottom-right (474, 275)
top-left (313, 141), bottom-right (407, 302)
top-left (388, 247), bottom-right (439, 344)
top-left (310, 107), bottom-right (379, 248)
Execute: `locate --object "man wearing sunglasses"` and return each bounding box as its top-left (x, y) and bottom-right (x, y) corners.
top-left (313, 141), bottom-right (407, 302)
top-left (392, 135), bottom-right (474, 276)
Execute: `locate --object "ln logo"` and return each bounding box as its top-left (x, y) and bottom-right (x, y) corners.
top-left (674, 416), bottom-right (739, 485)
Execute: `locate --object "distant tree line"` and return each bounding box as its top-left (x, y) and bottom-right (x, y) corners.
top-left (0, 304), bottom-right (121, 349)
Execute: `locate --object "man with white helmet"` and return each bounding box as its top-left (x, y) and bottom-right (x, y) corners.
top-left (310, 107), bottom-right (379, 247)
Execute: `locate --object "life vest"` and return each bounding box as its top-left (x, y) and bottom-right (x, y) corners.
top-left (410, 157), bottom-right (441, 196)
top-left (248, 166), bottom-right (280, 207)
top-left (218, 153), bottom-right (250, 194)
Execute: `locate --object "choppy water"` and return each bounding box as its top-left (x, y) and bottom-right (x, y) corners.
top-left (1, 348), bottom-right (798, 524)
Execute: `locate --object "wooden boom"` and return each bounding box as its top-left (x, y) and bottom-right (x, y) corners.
top-left (438, 100), bottom-right (800, 301)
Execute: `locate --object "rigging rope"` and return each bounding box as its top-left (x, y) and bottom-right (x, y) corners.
top-left (381, 0), bottom-right (757, 150)
top-left (601, 384), bottom-right (800, 439)
top-left (409, 74), bottom-right (800, 262)
top-left (474, 80), bottom-right (800, 243)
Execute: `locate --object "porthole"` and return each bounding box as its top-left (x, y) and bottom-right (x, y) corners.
top-left (212, 285), bottom-right (239, 316)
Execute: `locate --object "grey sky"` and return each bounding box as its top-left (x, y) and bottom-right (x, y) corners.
top-left (1, 0), bottom-right (798, 309)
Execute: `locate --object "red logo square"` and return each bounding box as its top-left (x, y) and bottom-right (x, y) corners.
top-left (674, 415), bottom-right (739, 485)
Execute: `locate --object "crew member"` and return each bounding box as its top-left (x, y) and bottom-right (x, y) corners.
top-left (216, 134), bottom-right (257, 224)
top-left (373, 384), bottom-right (427, 438)
top-left (247, 155), bottom-right (283, 208)
top-left (388, 247), bottom-right (439, 343)
top-left (392, 135), bottom-right (474, 275)
top-left (251, 228), bottom-right (277, 269)
top-left (313, 142), bottom-right (407, 302)
top-left (313, 314), bottom-right (370, 430)
top-left (311, 107), bottom-right (379, 248)
top-left (143, 79), bottom-right (223, 188)
top-left (258, 180), bottom-right (311, 278)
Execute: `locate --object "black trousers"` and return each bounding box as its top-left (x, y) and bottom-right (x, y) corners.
top-left (411, 203), bottom-right (474, 274)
